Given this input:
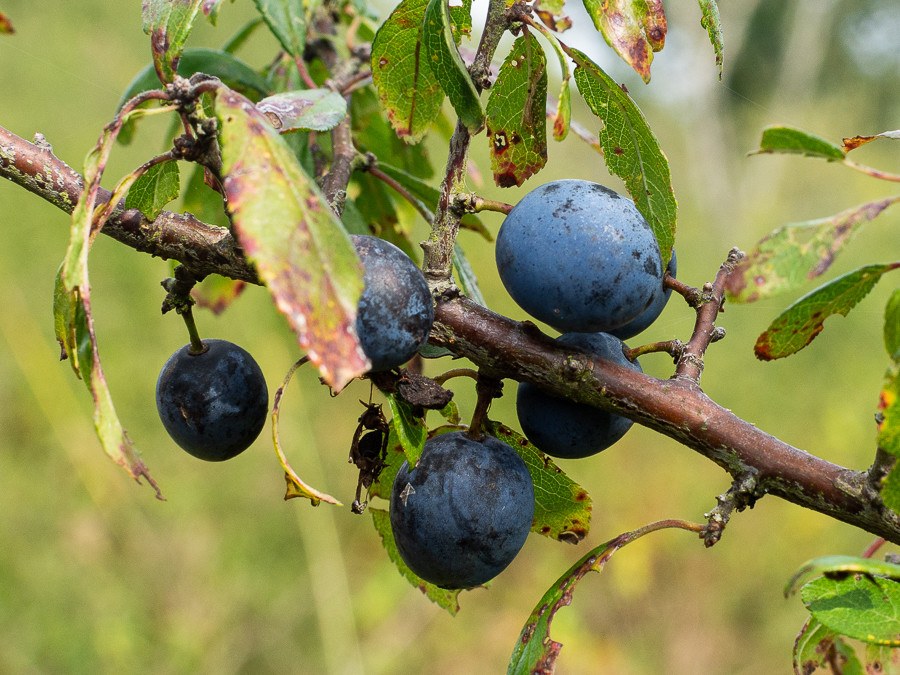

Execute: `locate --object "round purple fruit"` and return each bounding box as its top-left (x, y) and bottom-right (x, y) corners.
top-left (390, 431), bottom-right (535, 589)
top-left (495, 180), bottom-right (663, 333)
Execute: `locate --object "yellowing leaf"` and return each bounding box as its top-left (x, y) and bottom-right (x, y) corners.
top-left (215, 86), bottom-right (368, 389)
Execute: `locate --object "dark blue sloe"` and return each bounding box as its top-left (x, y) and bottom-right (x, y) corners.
top-left (351, 235), bottom-right (434, 372)
top-left (495, 179), bottom-right (663, 333)
top-left (389, 431), bottom-right (535, 589)
top-left (516, 332), bottom-right (642, 459)
top-left (609, 250), bottom-right (677, 340)
top-left (156, 339), bottom-right (268, 462)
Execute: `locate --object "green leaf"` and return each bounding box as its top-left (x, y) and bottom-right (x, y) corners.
top-left (880, 364), bottom-right (900, 512)
top-left (371, 508), bottom-right (462, 614)
top-left (565, 46), bottom-right (676, 266)
top-left (754, 263), bottom-right (900, 361)
top-left (487, 421), bottom-right (591, 543)
top-left (886, 289), bottom-right (900, 359)
top-left (251, 0), bottom-right (319, 59)
top-left (580, 0), bottom-right (665, 83)
top-left (181, 163), bottom-right (229, 227)
top-left (422, 0), bottom-right (484, 132)
top-left (371, 0), bottom-right (445, 143)
top-left (385, 393), bottom-right (427, 466)
top-left (508, 520), bottom-right (695, 674)
top-left (215, 86), bottom-right (369, 390)
top-left (124, 160), bottom-right (181, 220)
top-left (726, 198), bottom-right (900, 303)
top-left (485, 34), bottom-right (548, 188)
top-left (754, 126), bottom-right (846, 161)
top-left (54, 113), bottom-right (163, 498)
top-left (786, 556), bottom-right (900, 598)
top-left (453, 243), bottom-right (486, 307)
top-left (142, 0), bottom-right (204, 83)
top-left (256, 89), bottom-right (348, 132)
top-left (698, 0), bottom-right (724, 79)
top-left (801, 575), bottom-right (900, 646)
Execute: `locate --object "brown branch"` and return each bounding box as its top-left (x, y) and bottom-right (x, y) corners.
top-left (5, 124), bottom-right (900, 545)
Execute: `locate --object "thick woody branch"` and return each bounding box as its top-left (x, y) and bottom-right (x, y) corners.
top-left (4, 124), bottom-right (900, 544)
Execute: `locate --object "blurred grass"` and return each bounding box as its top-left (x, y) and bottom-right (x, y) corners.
top-left (1, 1), bottom-right (898, 673)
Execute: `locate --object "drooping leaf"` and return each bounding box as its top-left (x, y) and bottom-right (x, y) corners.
top-left (422, 0), bottom-right (484, 132)
top-left (698, 0), bottom-right (724, 79)
top-left (251, 0), bottom-right (320, 59)
top-left (508, 520), bottom-right (696, 674)
top-left (447, 0), bottom-right (473, 44)
top-left (886, 289), bottom-right (900, 358)
top-left (142, 0), bottom-right (204, 83)
top-left (453, 244), bottom-right (486, 307)
top-left (843, 130), bottom-right (900, 153)
top-left (371, 508), bottom-right (462, 614)
top-left (801, 574), bottom-right (900, 646)
top-left (54, 113), bottom-right (162, 498)
top-left (256, 89), bottom-right (348, 132)
top-left (487, 421), bottom-right (591, 543)
top-left (580, 0), bottom-right (666, 83)
top-left (753, 126), bottom-right (846, 161)
top-left (0, 11), bottom-right (14, 34)
top-left (524, 22), bottom-right (572, 141)
top-left (754, 264), bottom-right (900, 361)
top-left (786, 556), bottom-right (900, 598)
top-left (371, 0), bottom-right (446, 143)
top-left (534, 0), bottom-right (571, 32)
top-left (726, 198), bottom-right (900, 303)
top-left (385, 392), bottom-right (427, 466)
top-left (124, 160), bottom-right (181, 220)
top-left (271, 357), bottom-right (342, 506)
top-left (215, 86), bottom-right (369, 389)
top-left (485, 34), bottom-right (548, 188)
top-left (565, 46), bottom-right (676, 265)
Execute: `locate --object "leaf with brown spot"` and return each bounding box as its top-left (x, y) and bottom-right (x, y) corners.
top-left (485, 34), bottom-right (548, 187)
top-left (371, 0), bottom-right (446, 143)
top-left (487, 421), bottom-right (591, 542)
top-left (0, 11), bottom-right (15, 34)
top-left (580, 0), bottom-right (661, 83)
top-left (142, 0), bottom-right (204, 83)
top-left (256, 89), bottom-right (347, 132)
top-left (215, 86), bottom-right (368, 389)
top-left (698, 0), bottom-right (724, 79)
top-left (726, 198), bottom-right (900, 304)
top-left (754, 263), bottom-right (900, 361)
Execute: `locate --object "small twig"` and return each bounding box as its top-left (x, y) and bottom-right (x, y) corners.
top-left (861, 537), bottom-right (887, 559)
top-left (432, 368), bottom-right (480, 386)
top-left (702, 472), bottom-right (760, 547)
top-left (467, 374), bottom-right (503, 440)
top-left (367, 163), bottom-right (434, 224)
top-left (865, 445), bottom-right (897, 501)
top-left (844, 158), bottom-right (900, 183)
top-left (666, 275), bottom-right (703, 308)
top-left (674, 247), bottom-right (744, 383)
top-left (453, 192), bottom-right (514, 215)
top-left (624, 339), bottom-right (685, 363)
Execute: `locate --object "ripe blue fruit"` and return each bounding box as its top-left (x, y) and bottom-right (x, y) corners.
top-left (609, 250), bottom-right (677, 340)
top-left (516, 332), bottom-right (642, 459)
top-left (389, 431), bottom-right (535, 589)
top-left (495, 179), bottom-right (663, 333)
top-left (351, 234), bottom-right (434, 372)
top-left (156, 339), bottom-right (268, 462)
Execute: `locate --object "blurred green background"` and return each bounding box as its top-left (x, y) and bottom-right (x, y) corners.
top-left (1, 1), bottom-right (898, 673)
